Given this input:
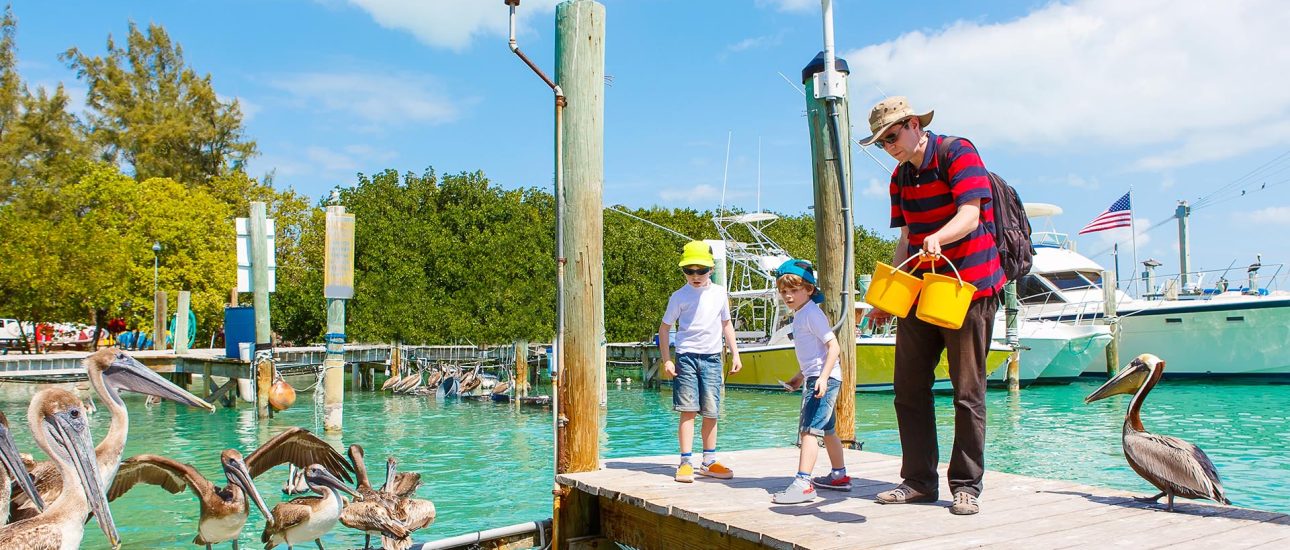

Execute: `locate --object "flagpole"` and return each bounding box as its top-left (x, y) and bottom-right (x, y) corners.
top-left (1129, 187), bottom-right (1140, 297)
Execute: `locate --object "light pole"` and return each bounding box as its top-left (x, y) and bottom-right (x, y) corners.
top-left (152, 241), bottom-right (161, 295)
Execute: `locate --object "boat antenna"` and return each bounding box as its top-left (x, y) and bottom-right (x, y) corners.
top-left (720, 130), bottom-right (732, 218)
top-left (778, 70), bottom-right (893, 176)
top-left (757, 136), bottom-right (762, 214)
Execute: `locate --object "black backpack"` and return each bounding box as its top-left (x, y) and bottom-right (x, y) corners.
top-left (933, 136), bottom-right (1035, 282)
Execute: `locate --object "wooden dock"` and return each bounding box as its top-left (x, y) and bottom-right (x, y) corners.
top-left (556, 447), bottom-right (1289, 549)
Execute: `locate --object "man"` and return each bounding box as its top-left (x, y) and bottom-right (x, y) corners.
top-left (860, 96), bottom-right (1004, 515)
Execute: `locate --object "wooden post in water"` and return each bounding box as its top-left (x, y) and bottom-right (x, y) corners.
top-left (249, 201), bottom-right (274, 419)
top-left (175, 291), bottom-right (191, 354)
top-left (515, 340), bottom-right (529, 397)
top-left (153, 291), bottom-right (168, 351)
top-left (323, 205), bottom-right (354, 431)
top-left (555, 0), bottom-right (605, 543)
top-left (1103, 268), bottom-right (1119, 376)
top-left (1003, 281), bottom-right (1021, 391)
top-left (803, 52), bottom-right (857, 445)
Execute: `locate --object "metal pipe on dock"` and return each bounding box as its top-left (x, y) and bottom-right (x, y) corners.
top-left (411, 519), bottom-right (550, 550)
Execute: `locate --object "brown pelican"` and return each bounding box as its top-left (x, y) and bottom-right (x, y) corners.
top-left (0, 388), bottom-right (120, 549)
top-left (339, 446), bottom-right (407, 550)
top-left (261, 464), bottom-right (360, 550)
top-left (108, 450), bottom-right (270, 550)
top-left (0, 411), bottom-right (44, 525)
top-left (10, 348), bottom-right (214, 521)
top-left (385, 458), bottom-right (434, 544)
top-left (1085, 353), bottom-right (1231, 511)
top-left (108, 428), bottom-right (351, 549)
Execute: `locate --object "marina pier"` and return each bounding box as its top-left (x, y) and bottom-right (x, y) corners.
top-left (557, 448), bottom-right (1290, 549)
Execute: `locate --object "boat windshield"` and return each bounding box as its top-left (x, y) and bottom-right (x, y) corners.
top-left (1045, 271), bottom-right (1100, 291)
top-left (1017, 274), bottom-right (1062, 305)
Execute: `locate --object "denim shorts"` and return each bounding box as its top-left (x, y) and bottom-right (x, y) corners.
top-left (672, 352), bottom-right (723, 418)
top-left (799, 376), bottom-right (840, 436)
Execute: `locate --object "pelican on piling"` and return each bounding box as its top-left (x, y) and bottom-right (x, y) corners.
top-left (108, 428), bottom-right (351, 549)
top-left (261, 464), bottom-right (360, 550)
top-left (10, 348), bottom-right (214, 522)
top-left (0, 412), bottom-right (43, 525)
top-left (0, 388), bottom-right (121, 549)
top-left (1085, 353), bottom-right (1231, 511)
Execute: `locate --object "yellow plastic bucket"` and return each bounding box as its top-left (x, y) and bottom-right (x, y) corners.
top-left (863, 255), bottom-right (927, 318)
top-left (916, 256), bottom-right (977, 330)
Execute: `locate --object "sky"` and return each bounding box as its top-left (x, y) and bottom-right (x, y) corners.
top-left (9, 0), bottom-right (1290, 286)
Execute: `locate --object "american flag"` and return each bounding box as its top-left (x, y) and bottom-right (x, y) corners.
top-left (1078, 192), bottom-right (1133, 234)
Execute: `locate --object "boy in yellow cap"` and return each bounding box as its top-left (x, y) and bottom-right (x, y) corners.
top-left (659, 240), bottom-right (743, 483)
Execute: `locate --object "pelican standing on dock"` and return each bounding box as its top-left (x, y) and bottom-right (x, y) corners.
top-left (0, 388), bottom-right (121, 550)
top-left (0, 411), bottom-right (44, 525)
top-left (10, 348), bottom-right (214, 521)
top-left (1085, 353), bottom-right (1231, 511)
top-left (261, 464), bottom-right (360, 550)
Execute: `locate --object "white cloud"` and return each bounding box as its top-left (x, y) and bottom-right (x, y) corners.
top-left (220, 94), bottom-right (260, 123)
top-left (843, 0), bottom-right (1290, 170)
top-left (725, 32), bottom-right (784, 55)
top-left (270, 71), bottom-right (464, 127)
top-left (861, 177), bottom-right (886, 197)
top-left (345, 0), bottom-right (559, 51)
top-left (659, 184), bottom-right (722, 205)
top-left (754, 0), bottom-right (815, 13)
top-left (1249, 206), bottom-right (1290, 225)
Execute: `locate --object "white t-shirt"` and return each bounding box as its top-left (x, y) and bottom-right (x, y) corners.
top-left (791, 301), bottom-right (842, 380)
top-left (662, 283), bottom-right (731, 355)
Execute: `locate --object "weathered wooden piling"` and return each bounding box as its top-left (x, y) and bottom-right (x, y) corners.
top-left (249, 201), bottom-right (273, 418)
top-left (153, 291), bottom-right (168, 351)
top-left (555, 0), bottom-right (606, 543)
top-left (1004, 281), bottom-right (1021, 391)
top-left (175, 291), bottom-right (191, 354)
top-left (323, 205), bottom-right (355, 431)
top-left (803, 53), bottom-right (857, 443)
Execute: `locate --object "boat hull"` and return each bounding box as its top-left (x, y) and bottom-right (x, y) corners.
top-left (712, 338), bottom-right (1010, 392)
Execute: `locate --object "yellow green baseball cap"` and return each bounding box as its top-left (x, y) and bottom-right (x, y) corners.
top-left (678, 240), bottom-right (714, 267)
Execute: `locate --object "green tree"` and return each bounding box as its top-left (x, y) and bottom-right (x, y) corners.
top-left (62, 22), bottom-right (255, 186)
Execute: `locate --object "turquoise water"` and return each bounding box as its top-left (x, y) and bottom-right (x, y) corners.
top-left (1, 377), bottom-right (1287, 549)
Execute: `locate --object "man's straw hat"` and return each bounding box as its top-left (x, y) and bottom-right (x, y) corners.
top-left (858, 96), bottom-right (933, 146)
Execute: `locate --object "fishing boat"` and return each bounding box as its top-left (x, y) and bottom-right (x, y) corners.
top-left (989, 318), bottom-right (1111, 386)
top-left (1018, 205), bottom-right (1290, 377)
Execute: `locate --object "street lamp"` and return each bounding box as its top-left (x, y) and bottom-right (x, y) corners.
top-left (152, 241), bottom-right (161, 295)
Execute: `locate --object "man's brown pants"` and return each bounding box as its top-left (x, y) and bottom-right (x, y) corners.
top-left (893, 297), bottom-right (998, 498)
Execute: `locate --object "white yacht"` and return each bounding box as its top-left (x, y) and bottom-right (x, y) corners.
top-left (1016, 228), bottom-right (1290, 378)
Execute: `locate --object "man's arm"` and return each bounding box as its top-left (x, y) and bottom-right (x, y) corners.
top-left (921, 199), bottom-right (982, 256)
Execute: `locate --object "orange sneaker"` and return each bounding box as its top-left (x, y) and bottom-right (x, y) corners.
top-left (699, 461), bottom-right (734, 479)
top-left (674, 462), bottom-right (694, 483)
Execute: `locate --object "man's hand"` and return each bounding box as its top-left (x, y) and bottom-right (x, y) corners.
top-left (922, 234), bottom-right (943, 257)
top-left (664, 360), bottom-right (676, 377)
top-left (729, 356), bottom-right (742, 374)
top-left (814, 376), bottom-right (828, 398)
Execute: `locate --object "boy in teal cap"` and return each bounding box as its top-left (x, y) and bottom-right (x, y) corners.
top-left (772, 259), bottom-right (849, 504)
top-left (659, 241), bottom-right (743, 483)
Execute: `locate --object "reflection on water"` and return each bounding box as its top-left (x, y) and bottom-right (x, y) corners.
top-left (1, 376), bottom-right (1286, 548)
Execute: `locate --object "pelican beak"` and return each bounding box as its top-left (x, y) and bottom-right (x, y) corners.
top-left (0, 422), bottom-right (44, 512)
top-left (1085, 358), bottom-right (1151, 404)
top-left (47, 406), bottom-right (120, 549)
top-left (311, 466), bottom-right (360, 500)
top-left (105, 353), bottom-right (215, 411)
top-left (226, 458), bottom-right (272, 522)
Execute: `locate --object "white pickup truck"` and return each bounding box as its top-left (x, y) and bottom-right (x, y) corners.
top-left (1, 318), bottom-right (31, 351)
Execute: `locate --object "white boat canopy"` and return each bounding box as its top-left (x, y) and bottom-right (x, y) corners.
top-left (715, 212), bottom-right (779, 224)
top-left (1024, 203), bottom-right (1063, 218)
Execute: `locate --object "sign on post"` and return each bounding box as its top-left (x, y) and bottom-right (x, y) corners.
top-left (325, 210), bottom-right (356, 299)
top-left (236, 218), bottom-right (276, 292)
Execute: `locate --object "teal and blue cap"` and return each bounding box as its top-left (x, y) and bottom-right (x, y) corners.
top-left (774, 259), bottom-right (825, 304)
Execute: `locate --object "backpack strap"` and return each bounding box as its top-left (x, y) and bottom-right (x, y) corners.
top-left (935, 135), bottom-right (960, 184)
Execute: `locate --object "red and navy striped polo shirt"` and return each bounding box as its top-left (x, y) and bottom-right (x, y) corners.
top-left (888, 132), bottom-right (1004, 300)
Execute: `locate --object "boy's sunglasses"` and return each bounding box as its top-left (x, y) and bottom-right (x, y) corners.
top-left (682, 267), bottom-right (712, 276)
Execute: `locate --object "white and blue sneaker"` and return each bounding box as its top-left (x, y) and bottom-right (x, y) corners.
top-left (772, 477), bottom-right (816, 504)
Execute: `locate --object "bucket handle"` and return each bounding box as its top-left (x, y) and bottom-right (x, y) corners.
top-left (921, 252), bottom-right (967, 289)
top-left (889, 253), bottom-right (933, 274)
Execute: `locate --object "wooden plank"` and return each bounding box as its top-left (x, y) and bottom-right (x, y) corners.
top-left (1182, 513), bottom-right (1290, 548)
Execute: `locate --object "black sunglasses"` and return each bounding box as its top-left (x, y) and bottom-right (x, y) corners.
top-left (682, 267), bottom-right (712, 276)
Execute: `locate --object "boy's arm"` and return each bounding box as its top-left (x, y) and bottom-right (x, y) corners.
top-left (814, 338), bottom-right (842, 397)
top-left (658, 322), bottom-right (675, 376)
top-left (720, 319), bottom-right (742, 373)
